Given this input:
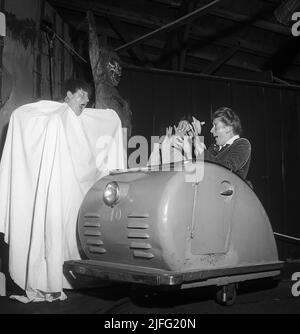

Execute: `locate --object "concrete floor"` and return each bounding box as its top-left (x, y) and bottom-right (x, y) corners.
top-left (0, 260), bottom-right (300, 314)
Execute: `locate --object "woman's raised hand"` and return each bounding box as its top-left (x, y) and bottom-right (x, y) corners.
top-left (166, 126), bottom-right (173, 138)
top-left (191, 116), bottom-right (204, 136)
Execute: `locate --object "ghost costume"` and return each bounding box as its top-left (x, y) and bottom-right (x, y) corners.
top-left (0, 101), bottom-right (124, 302)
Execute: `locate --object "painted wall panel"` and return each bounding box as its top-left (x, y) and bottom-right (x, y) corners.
top-left (0, 0), bottom-right (75, 157)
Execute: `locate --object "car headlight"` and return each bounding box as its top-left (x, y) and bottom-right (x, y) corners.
top-left (103, 181), bottom-right (120, 207)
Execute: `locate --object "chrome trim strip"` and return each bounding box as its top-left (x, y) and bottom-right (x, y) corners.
top-left (64, 260), bottom-right (284, 286)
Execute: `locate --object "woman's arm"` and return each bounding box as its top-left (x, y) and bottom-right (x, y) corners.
top-left (204, 139), bottom-right (251, 172)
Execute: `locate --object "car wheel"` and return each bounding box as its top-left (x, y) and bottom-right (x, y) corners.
top-left (215, 283), bottom-right (237, 306)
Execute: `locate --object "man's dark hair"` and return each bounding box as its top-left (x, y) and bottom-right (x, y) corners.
top-left (62, 78), bottom-right (93, 98)
top-left (213, 107), bottom-right (242, 135)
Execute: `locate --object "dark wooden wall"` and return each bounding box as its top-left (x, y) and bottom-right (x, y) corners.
top-left (119, 66), bottom-right (300, 260)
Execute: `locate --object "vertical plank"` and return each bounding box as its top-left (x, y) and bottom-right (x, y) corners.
top-left (52, 9), bottom-right (57, 99)
top-left (34, 0), bottom-right (45, 99)
top-left (60, 18), bottom-right (65, 98)
top-left (0, 0), bottom-right (5, 107)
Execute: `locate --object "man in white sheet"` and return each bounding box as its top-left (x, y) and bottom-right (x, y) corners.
top-left (0, 78), bottom-right (124, 302)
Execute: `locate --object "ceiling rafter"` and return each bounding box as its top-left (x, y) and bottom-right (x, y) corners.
top-left (115, 0), bottom-right (223, 53)
top-left (46, 0), bottom-right (300, 83)
top-left (107, 15), bottom-right (152, 67)
top-left (202, 42), bottom-right (241, 74)
top-left (55, 6), bottom-right (300, 73)
top-left (48, 0), bottom-right (292, 37)
top-left (177, 0), bottom-right (198, 71)
top-left (159, 0), bottom-right (198, 71)
top-left (210, 8), bottom-right (291, 36)
top-left (49, 0), bottom-right (296, 59)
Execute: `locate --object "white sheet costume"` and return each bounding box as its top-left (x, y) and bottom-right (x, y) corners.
top-left (0, 101), bottom-right (124, 302)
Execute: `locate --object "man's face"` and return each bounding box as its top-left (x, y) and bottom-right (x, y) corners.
top-left (66, 89), bottom-right (89, 116)
top-left (210, 117), bottom-right (233, 146)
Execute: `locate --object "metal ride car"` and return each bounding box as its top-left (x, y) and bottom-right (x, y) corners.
top-left (64, 160), bottom-right (283, 305)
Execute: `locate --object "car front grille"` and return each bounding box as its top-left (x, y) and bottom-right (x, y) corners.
top-left (127, 213), bottom-right (154, 259)
top-left (83, 213), bottom-right (106, 254)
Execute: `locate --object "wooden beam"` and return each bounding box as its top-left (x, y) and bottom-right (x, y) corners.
top-left (148, 0), bottom-right (293, 36)
top-left (274, 0), bottom-right (300, 25)
top-left (273, 75), bottom-right (291, 85)
top-left (159, 0), bottom-right (185, 71)
top-left (107, 32), bottom-right (300, 83)
top-left (168, 32), bottom-right (179, 70)
top-left (0, 0), bottom-right (5, 108)
top-left (34, 0), bottom-right (45, 99)
top-left (48, 0), bottom-right (300, 82)
top-left (59, 12), bottom-right (300, 84)
top-left (49, 0), bottom-right (293, 37)
top-left (211, 8), bottom-right (291, 36)
top-left (158, 0), bottom-right (197, 71)
top-left (201, 26), bottom-right (251, 75)
top-left (62, 10), bottom-right (300, 67)
top-left (120, 43), bottom-right (300, 83)
top-left (48, 0), bottom-right (174, 28)
top-left (115, 0), bottom-right (223, 53)
top-left (51, 1), bottom-right (300, 65)
top-left (202, 43), bottom-right (241, 74)
top-left (178, 0), bottom-right (198, 71)
top-left (107, 15), bottom-right (152, 67)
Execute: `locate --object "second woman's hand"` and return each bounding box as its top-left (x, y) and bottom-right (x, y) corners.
top-left (166, 126), bottom-right (173, 138)
top-left (191, 116), bottom-right (205, 136)
top-left (194, 135), bottom-right (206, 156)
